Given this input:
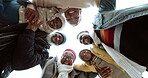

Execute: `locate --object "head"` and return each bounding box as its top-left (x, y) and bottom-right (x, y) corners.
top-left (47, 17), bottom-right (63, 29)
top-left (64, 8), bottom-right (82, 26)
top-left (79, 49), bottom-right (92, 62)
top-left (77, 31), bottom-right (93, 45)
top-left (46, 32), bottom-right (66, 46)
top-left (61, 49), bottom-right (76, 66)
top-left (39, 13), bottom-right (65, 33)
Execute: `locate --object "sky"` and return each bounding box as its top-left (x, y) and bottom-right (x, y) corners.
top-left (8, 0), bottom-right (148, 78)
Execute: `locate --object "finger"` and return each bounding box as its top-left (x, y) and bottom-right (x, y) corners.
top-left (101, 67), bottom-right (113, 78)
top-left (102, 69), bottom-right (113, 78)
top-left (28, 12), bottom-right (35, 22)
top-left (31, 13), bottom-right (39, 23)
top-left (102, 66), bottom-right (110, 73)
top-left (25, 9), bottom-right (29, 19)
top-left (36, 20), bottom-right (43, 28)
top-left (25, 9), bottom-right (33, 21)
top-left (99, 66), bottom-right (110, 75)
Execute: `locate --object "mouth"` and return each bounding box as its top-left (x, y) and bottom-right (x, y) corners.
top-left (69, 11), bottom-right (75, 13)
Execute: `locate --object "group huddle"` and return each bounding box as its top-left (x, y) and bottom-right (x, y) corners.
top-left (0, 0), bottom-right (148, 78)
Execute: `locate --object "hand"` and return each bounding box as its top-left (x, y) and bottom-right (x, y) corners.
top-left (26, 12), bottom-right (43, 32)
top-left (26, 20), bottom-right (43, 32)
top-left (94, 65), bottom-right (113, 78)
top-left (25, 4), bottom-right (39, 23)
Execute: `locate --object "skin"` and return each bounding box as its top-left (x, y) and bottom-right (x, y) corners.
top-left (80, 50), bottom-right (92, 62)
top-left (80, 49), bottom-right (113, 78)
top-left (25, 4), bottom-right (43, 31)
top-left (94, 65), bottom-right (113, 78)
top-left (64, 8), bottom-right (81, 26)
top-left (80, 35), bottom-right (92, 45)
top-left (61, 52), bottom-right (74, 66)
top-left (47, 17), bottom-right (62, 29)
top-left (51, 33), bottom-right (64, 45)
top-left (25, 4), bottom-right (39, 24)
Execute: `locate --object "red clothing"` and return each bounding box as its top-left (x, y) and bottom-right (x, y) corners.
top-left (100, 27), bottom-right (115, 48)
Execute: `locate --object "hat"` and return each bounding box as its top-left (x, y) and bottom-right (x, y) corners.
top-left (38, 7), bottom-right (66, 33)
top-left (77, 31), bottom-right (89, 41)
top-left (64, 49), bottom-right (76, 62)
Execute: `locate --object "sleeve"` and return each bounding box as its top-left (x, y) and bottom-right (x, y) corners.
top-left (12, 29), bottom-right (49, 70)
top-left (99, 0), bottom-right (116, 12)
top-left (17, 0), bottom-right (32, 7)
top-left (41, 57), bottom-right (58, 78)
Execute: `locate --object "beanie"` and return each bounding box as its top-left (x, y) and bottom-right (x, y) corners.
top-left (64, 49), bottom-right (76, 62)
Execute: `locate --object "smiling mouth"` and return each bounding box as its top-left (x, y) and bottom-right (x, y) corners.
top-left (69, 11), bottom-right (75, 13)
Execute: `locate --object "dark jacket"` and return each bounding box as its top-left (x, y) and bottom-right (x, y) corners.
top-left (0, 23), bottom-right (50, 78)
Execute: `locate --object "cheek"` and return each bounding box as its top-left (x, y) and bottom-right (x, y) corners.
top-left (61, 59), bottom-right (64, 64)
top-left (48, 21), bottom-right (54, 28)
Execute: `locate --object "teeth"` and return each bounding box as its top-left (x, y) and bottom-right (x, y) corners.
top-left (69, 11), bottom-right (75, 13)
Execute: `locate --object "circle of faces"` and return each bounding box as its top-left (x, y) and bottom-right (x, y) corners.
top-left (49, 8), bottom-right (81, 65)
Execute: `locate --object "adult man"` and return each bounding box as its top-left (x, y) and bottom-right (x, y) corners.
top-left (0, 1), bottom-right (66, 78)
top-left (41, 49), bottom-right (112, 78)
top-left (0, 0), bottom-right (66, 33)
top-left (0, 12), bottom-right (50, 78)
top-left (78, 0), bottom-right (148, 77)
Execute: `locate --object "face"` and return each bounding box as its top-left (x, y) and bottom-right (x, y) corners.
top-left (61, 52), bottom-right (75, 66)
top-left (80, 35), bottom-right (92, 45)
top-left (64, 8), bottom-right (81, 26)
top-left (51, 33), bottom-right (64, 45)
top-left (80, 50), bottom-right (92, 62)
top-left (47, 17), bottom-right (62, 29)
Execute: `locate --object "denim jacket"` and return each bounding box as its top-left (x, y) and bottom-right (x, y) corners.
top-left (93, 1), bottom-right (148, 30)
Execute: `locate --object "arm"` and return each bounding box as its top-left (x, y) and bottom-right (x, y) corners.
top-left (99, 0), bottom-right (116, 12)
top-left (12, 29), bottom-right (49, 70)
top-left (12, 13), bottom-right (49, 70)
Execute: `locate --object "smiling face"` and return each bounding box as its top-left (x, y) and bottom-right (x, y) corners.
top-left (61, 52), bottom-right (75, 66)
top-left (79, 49), bottom-right (92, 62)
top-left (51, 32), bottom-right (64, 45)
top-left (47, 17), bottom-right (62, 29)
top-left (80, 34), bottom-right (93, 45)
top-left (64, 8), bottom-right (81, 26)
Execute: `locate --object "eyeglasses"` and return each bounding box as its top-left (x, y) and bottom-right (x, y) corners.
top-left (62, 54), bottom-right (74, 61)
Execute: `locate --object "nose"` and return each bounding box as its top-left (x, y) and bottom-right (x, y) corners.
top-left (65, 58), bottom-right (69, 61)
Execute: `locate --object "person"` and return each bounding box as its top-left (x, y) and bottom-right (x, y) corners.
top-left (64, 8), bottom-right (82, 26)
top-left (32, 0), bottom-right (108, 26)
top-left (0, 1), bottom-right (66, 78)
top-left (41, 49), bottom-right (112, 78)
top-left (77, 0), bottom-right (148, 77)
top-left (0, 10), bottom-right (50, 78)
top-left (78, 44), bottom-right (131, 78)
top-left (46, 31), bottom-right (66, 46)
top-left (77, 31), bottom-right (94, 45)
top-left (0, 0), bottom-right (66, 34)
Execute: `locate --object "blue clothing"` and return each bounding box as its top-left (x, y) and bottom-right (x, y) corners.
top-left (0, 0), bottom-right (30, 25)
top-left (93, 3), bottom-right (148, 30)
top-left (0, 0), bottom-right (20, 25)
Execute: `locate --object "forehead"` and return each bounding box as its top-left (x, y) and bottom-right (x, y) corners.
top-left (81, 50), bottom-right (91, 54)
top-left (67, 8), bottom-right (81, 11)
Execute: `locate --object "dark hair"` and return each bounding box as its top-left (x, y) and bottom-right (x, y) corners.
top-left (79, 49), bottom-right (91, 62)
top-left (89, 36), bottom-right (94, 44)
